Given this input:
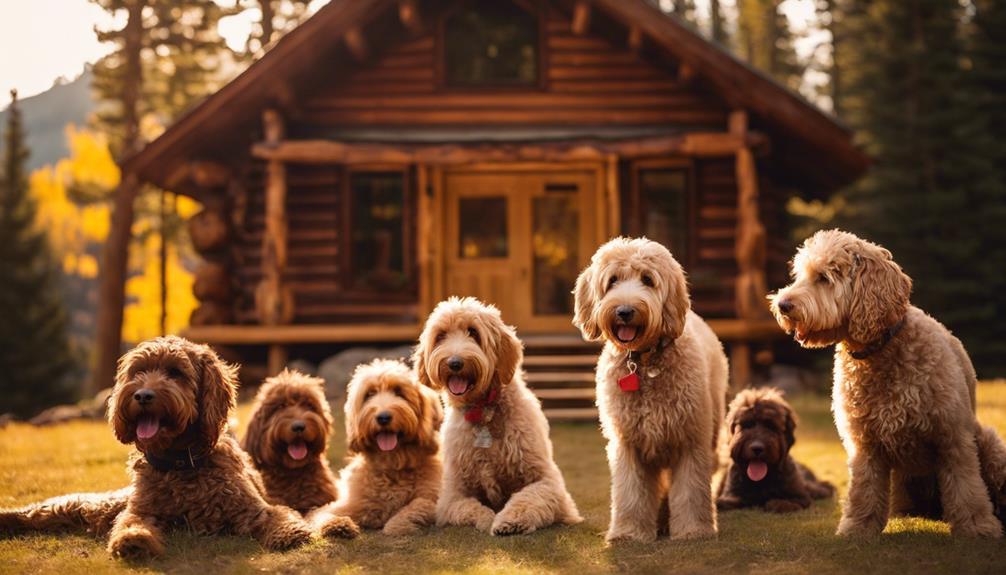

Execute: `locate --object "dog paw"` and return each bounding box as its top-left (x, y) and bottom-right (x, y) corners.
top-left (952, 514), bottom-right (1003, 538)
top-left (491, 518), bottom-right (535, 537)
top-left (319, 515), bottom-right (360, 540)
top-left (266, 522), bottom-right (313, 551)
top-left (605, 527), bottom-right (657, 544)
top-left (109, 530), bottom-right (164, 559)
top-left (382, 518), bottom-right (422, 537)
top-left (836, 517), bottom-right (884, 537)
top-left (765, 499), bottom-right (805, 514)
top-left (670, 523), bottom-right (717, 540)
top-left (474, 509), bottom-right (495, 533)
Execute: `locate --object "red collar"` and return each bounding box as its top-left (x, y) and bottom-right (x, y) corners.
top-left (463, 386), bottom-right (499, 424)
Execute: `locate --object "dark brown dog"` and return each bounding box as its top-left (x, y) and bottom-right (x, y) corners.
top-left (242, 369), bottom-right (358, 538)
top-left (717, 388), bottom-right (834, 513)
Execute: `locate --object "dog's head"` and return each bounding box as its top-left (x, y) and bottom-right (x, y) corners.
top-left (107, 336), bottom-right (237, 453)
top-left (769, 229), bottom-right (912, 348)
top-left (413, 296), bottom-right (523, 408)
top-left (242, 369), bottom-right (333, 470)
top-left (573, 237), bottom-right (690, 351)
top-left (726, 388), bottom-right (796, 483)
top-left (345, 359), bottom-right (442, 455)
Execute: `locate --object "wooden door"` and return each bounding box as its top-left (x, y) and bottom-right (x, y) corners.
top-left (443, 167), bottom-right (600, 332)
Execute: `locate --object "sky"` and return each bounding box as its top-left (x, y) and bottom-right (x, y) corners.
top-left (0, 0), bottom-right (819, 101)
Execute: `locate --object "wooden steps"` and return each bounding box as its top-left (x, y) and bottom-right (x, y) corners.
top-left (543, 407), bottom-right (599, 421)
top-left (522, 335), bottom-right (600, 421)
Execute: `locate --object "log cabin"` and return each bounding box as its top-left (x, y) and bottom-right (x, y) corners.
top-left (106, 0), bottom-right (868, 418)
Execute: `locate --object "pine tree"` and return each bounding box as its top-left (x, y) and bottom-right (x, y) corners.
top-left (0, 91), bottom-right (76, 416)
top-left (836, 0), bottom-right (1004, 376)
top-left (736, 0), bottom-right (804, 90)
top-left (670, 0), bottom-right (698, 26)
top-left (710, 0), bottom-right (728, 44)
top-left (241, 0), bottom-right (314, 56)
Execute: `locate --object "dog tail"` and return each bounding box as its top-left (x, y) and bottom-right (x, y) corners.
top-left (0, 487), bottom-right (130, 537)
top-left (976, 424), bottom-right (1006, 527)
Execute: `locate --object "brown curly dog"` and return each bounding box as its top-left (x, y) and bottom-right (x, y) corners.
top-left (313, 359), bottom-right (443, 536)
top-left (771, 229), bottom-right (1006, 537)
top-left (415, 297), bottom-right (582, 536)
top-left (102, 336), bottom-right (314, 557)
top-left (717, 388), bottom-right (834, 513)
top-left (574, 237), bottom-right (728, 542)
top-left (0, 488), bottom-right (129, 537)
top-left (242, 369), bottom-right (359, 539)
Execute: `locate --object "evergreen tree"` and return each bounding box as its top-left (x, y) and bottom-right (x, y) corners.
top-left (670, 0), bottom-right (698, 26)
top-left (710, 0), bottom-right (728, 44)
top-left (0, 91), bottom-right (76, 416)
top-left (836, 0), bottom-right (1004, 375)
top-left (240, 0), bottom-right (314, 56)
top-left (736, 0), bottom-right (804, 90)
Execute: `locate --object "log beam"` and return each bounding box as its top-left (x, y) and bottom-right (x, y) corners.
top-left (398, 0), bottom-right (423, 35)
top-left (252, 132), bottom-right (768, 165)
top-left (572, 1), bottom-right (591, 35)
top-left (344, 27), bottom-right (369, 62)
top-left (628, 25), bottom-right (643, 52)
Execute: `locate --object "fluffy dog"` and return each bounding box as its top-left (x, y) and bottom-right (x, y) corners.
top-left (242, 369), bottom-right (359, 538)
top-left (314, 359), bottom-right (443, 535)
top-left (414, 297), bottom-right (582, 535)
top-left (101, 336), bottom-right (314, 557)
top-left (771, 229), bottom-right (1006, 537)
top-left (0, 488), bottom-right (129, 537)
top-left (717, 388), bottom-right (834, 512)
top-left (573, 237), bottom-right (728, 541)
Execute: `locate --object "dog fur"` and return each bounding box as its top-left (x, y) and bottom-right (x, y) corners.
top-left (414, 297), bottom-right (582, 535)
top-left (314, 359), bottom-right (443, 535)
top-left (573, 237), bottom-right (728, 541)
top-left (0, 488), bottom-right (129, 537)
top-left (717, 388), bottom-right (834, 513)
top-left (770, 229), bottom-right (1006, 537)
top-left (242, 369), bottom-right (359, 539)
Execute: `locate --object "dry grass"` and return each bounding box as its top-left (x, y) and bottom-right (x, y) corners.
top-left (2, 383), bottom-right (1006, 574)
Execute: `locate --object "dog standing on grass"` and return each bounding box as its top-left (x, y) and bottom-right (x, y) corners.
top-left (414, 297), bottom-right (582, 536)
top-left (771, 229), bottom-right (1006, 537)
top-left (574, 237), bottom-right (728, 542)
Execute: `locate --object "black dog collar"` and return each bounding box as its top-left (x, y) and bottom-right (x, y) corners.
top-left (850, 317), bottom-right (906, 360)
top-left (144, 444), bottom-right (211, 472)
top-left (627, 336), bottom-right (674, 367)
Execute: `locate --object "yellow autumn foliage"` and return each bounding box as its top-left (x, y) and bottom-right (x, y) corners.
top-left (30, 125), bottom-right (201, 344)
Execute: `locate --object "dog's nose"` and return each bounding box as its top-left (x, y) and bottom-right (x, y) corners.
top-left (447, 356), bottom-right (464, 372)
top-left (750, 441), bottom-right (765, 457)
top-left (615, 305), bottom-right (635, 322)
top-left (133, 389), bottom-right (155, 405)
top-left (777, 299), bottom-right (795, 314)
top-left (376, 412), bottom-right (392, 426)
top-left (291, 421), bottom-right (306, 434)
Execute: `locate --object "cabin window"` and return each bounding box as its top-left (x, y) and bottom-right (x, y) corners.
top-left (458, 197), bottom-right (508, 258)
top-left (345, 170), bottom-right (411, 292)
top-left (442, 1), bottom-right (540, 87)
top-left (632, 162), bottom-right (692, 263)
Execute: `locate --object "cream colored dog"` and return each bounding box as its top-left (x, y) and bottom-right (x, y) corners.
top-left (414, 297), bottom-right (582, 535)
top-left (771, 229), bottom-right (1006, 537)
top-left (574, 237), bottom-right (728, 542)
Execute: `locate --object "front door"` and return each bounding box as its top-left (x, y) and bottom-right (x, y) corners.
top-left (443, 166), bottom-right (602, 332)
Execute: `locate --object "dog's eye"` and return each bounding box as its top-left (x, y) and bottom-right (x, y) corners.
top-left (363, 390), bottom-right (376, 401)
top-left (641, 274), bottom-right (654, 287)
top-left (166, 367), bottom-right (184, 380)
top-left (740, 420), bottom-right (755, 430)
top-left (467, 327), bottom-right (481, 344)
top-left (434, 332), bottom-right (446, 344)
top-left (817, 274), bottom-right (830, 285)
top-left (607, 276), bottom-right (618, 289)
top-left (392, 386), bottom-right (404, 398)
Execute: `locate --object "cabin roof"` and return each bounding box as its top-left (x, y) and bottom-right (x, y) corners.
top-left (122, 0), bottom-right (868, 194)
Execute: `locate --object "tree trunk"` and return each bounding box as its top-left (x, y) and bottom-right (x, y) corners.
top-left (711, 0), bottom-right (726, 44)
top-left (260, 0), bottom-right (275, 48)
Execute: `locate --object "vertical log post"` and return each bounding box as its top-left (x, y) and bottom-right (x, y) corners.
top-left (255, 109), bottom-right (293, 375)
top-left (572, 1), bottom-right (592, 36)
top-left (730, 110), bottom-right (770, 391)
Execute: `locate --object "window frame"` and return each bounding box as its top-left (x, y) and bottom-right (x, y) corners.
top-left (339, 165), bottom-right (417, 299)
top-left (435, 0), bottom-right (549, 92)
top-left (628, 158), bottom-right (697, 269)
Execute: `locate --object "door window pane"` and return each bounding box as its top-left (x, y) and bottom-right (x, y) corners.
top-left (444, 2), bottom-right (539, 87)
top-left (350, 172), bottom-right (407, 290)
top-left (639, 168), bottom-right (689, 260)
top-left (532, 191), bottom-right (579, 316)
top-left (459, 197), bottom-right (508, 258)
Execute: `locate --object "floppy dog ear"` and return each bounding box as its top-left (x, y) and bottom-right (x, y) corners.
top-left (848, 247), bottom-right (912, 344)
top-left (412, 339), bottom-right (438, 391)
top-left (417, 386), bottom-right (444, 453)
top-left (241, 395), bottom-right (269, 465)
top-left (107, 348), bottom-right (139, 444)
top-left (572, 264), bottom-right (601, 341)
top-left (492, 320), bottom-right (524, 387)
top-left (660, 257), bottom-right (691, 340)
top-left (190, 344), bottom-right (238, 448)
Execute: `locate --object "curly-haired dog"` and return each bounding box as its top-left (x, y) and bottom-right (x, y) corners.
top-left (717, 388), bottom-right (834, 513)
top-left (100, 335), bottom-right (314, 557)
top-left (414, 297), bottom-right (582, 535)
top-left (242, 369), bottom-right (359, 539)
top-left (573, 237), bottom-right (728, 542)
top-left (313, 359), bottom-right (443, 535)
top-left (771, 229), bottom-right (1006, 537)
top-left (0, 488), bottom-right (129, 537)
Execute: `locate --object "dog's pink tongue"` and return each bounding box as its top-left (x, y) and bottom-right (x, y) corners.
top-left (287, 442), bottom-right (308, 460)
top-left (136, 415), bottom-right (159, 440)
top-left (747, 461), bottom-right (768, 482)
top-left (617, 326), bottom-right (637, 342)
top-left (376, 432), bottom-right (398, 452)
top-left (447, 376), bottom-right (469, 395)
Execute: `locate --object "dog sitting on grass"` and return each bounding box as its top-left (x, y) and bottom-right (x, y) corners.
top-left (241, 369), bottom-right (359, 539)
top-left (311, 359), bottom-right (443, 535)
top-left (717, 388), bottom-right (834, 513)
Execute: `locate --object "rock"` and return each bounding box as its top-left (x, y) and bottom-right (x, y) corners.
top-left (29, 387), bottom-right (113, 426)
top-left (317, 345), bottom-right (414, 403)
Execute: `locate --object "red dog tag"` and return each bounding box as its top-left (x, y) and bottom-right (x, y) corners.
top-left (618, 372), bottom-right (640, 392)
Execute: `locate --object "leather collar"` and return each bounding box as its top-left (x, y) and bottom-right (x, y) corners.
top-left (850, 317), bottom-right (906, 360)
top-left (144, 444), bottom-right (211, 472)
top-left (627, 336), bottom-right (673, 366)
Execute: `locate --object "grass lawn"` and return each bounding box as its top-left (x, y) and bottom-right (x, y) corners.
top-left (2, 383), bottom-right (1006, 574)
